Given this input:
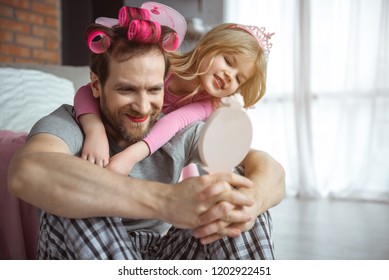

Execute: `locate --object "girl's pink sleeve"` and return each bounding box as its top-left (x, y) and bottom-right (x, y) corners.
top-left (144, 99), bottom-right (214, 154)
top-left (73, 83), bottom-right (100, 121)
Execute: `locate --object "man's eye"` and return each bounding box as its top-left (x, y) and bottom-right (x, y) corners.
top-left (118, 87), bottom-right (132, 92)
top-left (149, 88), bottom-right (163, 95)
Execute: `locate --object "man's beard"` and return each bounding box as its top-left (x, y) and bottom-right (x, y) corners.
top-left (99, 93), bottom-right (159, 145)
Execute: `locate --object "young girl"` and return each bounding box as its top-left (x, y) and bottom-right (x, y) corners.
top-left (76, 6), bottom-right (274, 175)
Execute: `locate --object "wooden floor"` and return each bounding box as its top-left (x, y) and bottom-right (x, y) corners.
top-left (270, 197), bottom-right (389, 260)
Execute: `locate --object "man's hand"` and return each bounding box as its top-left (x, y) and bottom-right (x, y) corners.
top-left (192, 179), bottom-right (260, 244)
top-left (191, 149), bottom-right (285, 244)
top-left (192, 199), bottom-right (258, 244)
top-left (157, 172), bottom-right (254, 229)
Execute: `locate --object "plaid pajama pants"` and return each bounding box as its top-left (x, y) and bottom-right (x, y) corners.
top-left (37, 211), bottom-right (275, 260)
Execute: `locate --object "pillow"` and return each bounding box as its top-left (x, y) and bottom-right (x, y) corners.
top-left (0, 67), bottom-right (75, 133)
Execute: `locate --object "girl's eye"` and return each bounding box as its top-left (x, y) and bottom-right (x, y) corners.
top-left (224, 56), bottom-right (232, 66)
top-left (236, 76), bottom-right (241, 85)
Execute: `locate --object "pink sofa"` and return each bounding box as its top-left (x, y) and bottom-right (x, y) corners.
top-left (0, 131), bottom-right (38, 259)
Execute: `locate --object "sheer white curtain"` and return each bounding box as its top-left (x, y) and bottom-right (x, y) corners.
top-left (225, 0), bottom-right (389, 202)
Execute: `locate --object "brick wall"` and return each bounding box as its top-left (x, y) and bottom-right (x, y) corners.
top-left (0, 0), bottom-right (61, 64)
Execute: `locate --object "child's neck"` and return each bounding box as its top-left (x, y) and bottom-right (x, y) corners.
top-left (168, 75), bottom-right (201, 96)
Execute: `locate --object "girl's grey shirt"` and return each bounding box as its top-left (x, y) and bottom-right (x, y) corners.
top-left (28, 104), bottom-right (204, 235)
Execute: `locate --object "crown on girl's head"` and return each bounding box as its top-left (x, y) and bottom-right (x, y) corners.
top-left (231, 24), bottom-right (275, 56)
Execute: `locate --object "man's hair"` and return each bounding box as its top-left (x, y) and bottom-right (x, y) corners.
top-left (168, 23), bottom-right (268, 108)
top-left (85, 24), bottom-right (171, 87)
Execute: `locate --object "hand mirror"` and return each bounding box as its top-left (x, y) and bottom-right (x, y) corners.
top-left (198, 97), bottom-right (253, 173)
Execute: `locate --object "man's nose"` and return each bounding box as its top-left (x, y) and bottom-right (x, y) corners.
top-left (132, 93), bottom-right (151, 115)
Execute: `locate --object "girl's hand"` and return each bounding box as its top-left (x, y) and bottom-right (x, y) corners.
top-left (81, 129), bottom-right (110, 167)
top-left (105, 152), bottom-right (134, 175)
top-left (105, 141), bottom-right (151, 175)
top-left (79, 113), bottom-right (110, 167)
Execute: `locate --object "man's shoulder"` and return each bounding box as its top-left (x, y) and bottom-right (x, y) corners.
top-left (28, 104), bottom-right (83, 154)
top-left (55, 104), bottom-right (75, 116)
top-left (173, 120), bottom-right (204, 142)
top-left (187, 120), bottom-right (205, 136)
top-left (30, 104), bottom-right (76, 129)
top-left (167, 120), bottom-right (204, 163)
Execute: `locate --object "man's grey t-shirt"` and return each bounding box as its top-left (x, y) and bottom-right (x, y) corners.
top-left (28, 104), bottom-right (204, 234)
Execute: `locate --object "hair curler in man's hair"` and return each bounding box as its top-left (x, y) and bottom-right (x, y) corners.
top-left (161, 30), bottom-right (179, 52)
top-left (127, 19), bottom-right (161, 44)
top-left (87, 30), bottom-right (111, 54)
top-left (118, 6), bottom-right (150, 27)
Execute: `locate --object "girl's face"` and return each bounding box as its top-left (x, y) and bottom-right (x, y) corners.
top-left (199, 52), bottom-right (256, 98)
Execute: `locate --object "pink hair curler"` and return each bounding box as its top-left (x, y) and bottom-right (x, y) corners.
top-left (118, 7), bottom-right (129, 27)
top-left (87, 30), bottom-right (111, 54)
top-left (127, 20), bottom-right (161, 44)
top-left (161, 31), bottom-right (179, 51)
top-left (141, 2), bottom-right (187, 49)
top-left (119, 6), bottom-right (151, 27)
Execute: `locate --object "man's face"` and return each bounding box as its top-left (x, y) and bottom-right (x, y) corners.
top-left (91, 51), bottom-right (165, 147)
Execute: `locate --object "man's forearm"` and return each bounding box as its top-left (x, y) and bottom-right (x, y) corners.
top-left (242, 149), bottom-right (285, 214)
top-left (8, 147), bottom-right (164, 219)
top-left (7, 134), bottom-right (255, 229)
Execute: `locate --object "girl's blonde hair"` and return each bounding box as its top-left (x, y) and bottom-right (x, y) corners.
top-left (168, 23), bottom-right (268, 108)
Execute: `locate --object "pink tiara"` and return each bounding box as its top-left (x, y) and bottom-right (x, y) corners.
top-left (231, 24), bottom-right (274, 56)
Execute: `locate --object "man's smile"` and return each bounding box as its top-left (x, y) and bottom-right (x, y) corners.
top-left (126, 114), bottom-right (149, 123)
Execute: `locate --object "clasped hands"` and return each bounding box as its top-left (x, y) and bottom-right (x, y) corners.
top-left (160, 172), bottom-right (259, 245)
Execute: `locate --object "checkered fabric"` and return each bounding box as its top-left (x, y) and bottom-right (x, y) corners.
top-left (37, 211), bottom-right (275, 260)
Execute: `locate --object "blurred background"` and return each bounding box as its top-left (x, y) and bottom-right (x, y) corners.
top-left (1, 0), bottom-right (388, 259)
top-left (226, 0), bottom-right (389, 203)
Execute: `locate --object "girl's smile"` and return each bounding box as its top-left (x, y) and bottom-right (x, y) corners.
top-left (213, 74), bottom-right (225, 89)
top-left (200, 53), bottom-right (256, 98)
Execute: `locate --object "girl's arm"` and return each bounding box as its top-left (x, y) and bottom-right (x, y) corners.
top-left (73, 83), bottom-right (100, 120)
top-left (74, 84), bottom-right (109, 167)
top-left (145, 99), bottom-right (214, 153)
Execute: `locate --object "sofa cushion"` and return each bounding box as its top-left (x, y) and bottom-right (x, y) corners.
top-left (0, 63), bottom-right (90, 90)
top-left (0, 67), bottom-right (75, 133)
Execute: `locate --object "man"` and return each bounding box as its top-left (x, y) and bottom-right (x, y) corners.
top-left (8, 21), bottom-right (284, 259)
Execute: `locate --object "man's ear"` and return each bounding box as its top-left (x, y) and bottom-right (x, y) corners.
top-left (90, 71), bottom-right (102, 98)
